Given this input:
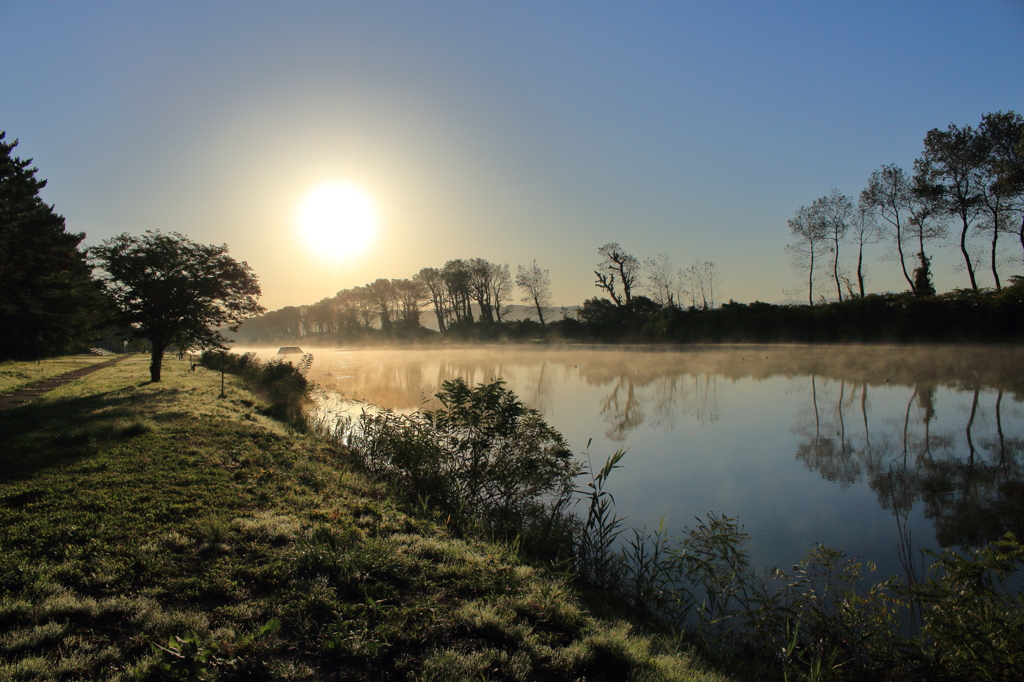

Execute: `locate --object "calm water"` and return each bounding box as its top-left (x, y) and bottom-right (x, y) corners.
top-left (245, 344), bottom-right (1024, 579)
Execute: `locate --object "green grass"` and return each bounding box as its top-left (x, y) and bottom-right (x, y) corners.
top-left (0, 355), bottom-right (112, 395)
top-left (0, 355), bottom-right (726, 681)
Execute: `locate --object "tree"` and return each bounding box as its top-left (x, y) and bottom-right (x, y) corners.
top-left (0, 132), bottom-right (107, 359)
top-left (415, 267), bottom-right (449, 332)
top-left (92, 231), bottom-right (264, 382)
top-left (594, 242), bottom-right (638, 306)
top-left (849, 199), bottom-right (880, 298)
top-left (813, 190), bottom-right (853, 301)
top-left (681, 259), bottom-right (723, 310)
top-left (488, 263), bottom-right (514, 322)
top-left (516, 260), bottom-right (552, 325)
top-left (365, 278), bottom-right (398, 331)
top-left (641, 253), bottom-right (679, 308)
top-left (785, 204), bottom-right (829, 305)
top-left (862, 164), bottom-right (917, 293)
top-left (978, 111), bottom-right (1024, 262)
top-left (915, 122), bottom-right (985, 290)
top-left (977, 111), bottom-right (1024, 289)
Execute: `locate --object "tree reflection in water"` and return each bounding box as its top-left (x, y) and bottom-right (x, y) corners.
top-left (793, 376), bottom-right (1024, 549)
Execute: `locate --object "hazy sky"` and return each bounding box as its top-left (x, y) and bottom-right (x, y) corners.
top-left (2, 1), bottom-right (1022, 310)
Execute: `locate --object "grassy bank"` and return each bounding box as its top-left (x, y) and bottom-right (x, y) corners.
top-left (0, 355), bottom-right (113, 394)
top-left (0, 355), bottom-right (722, 681)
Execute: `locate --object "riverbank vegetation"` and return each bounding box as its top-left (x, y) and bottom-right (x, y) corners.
top-left (0, 355), bottom-right (722, 681)
top-left (210, 351), bottom-right (1024, 681)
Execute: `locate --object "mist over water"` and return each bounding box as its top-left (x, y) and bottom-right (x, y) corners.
top-left (242, 344), bottom-right (1024, 578)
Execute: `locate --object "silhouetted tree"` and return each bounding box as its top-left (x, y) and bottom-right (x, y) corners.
top-left (92, 231), bottom-right (264, 382)
top-left (785, 204), bottom-right (829, 305)
top-left (415, 267), bottom-right (449, 332)
top-left (394, 277), bottom-right (426, 328)
top-left (977, 111), bottom-right (1024, 289)
top-left (594, 242), bottom-right (638, 306)
top-left (813, 190), bottom-right (853, 301)
top-left (516, 259), bottom-right (551, 325)
top-left (365, 278), bottom-right (398, 331)
top-left (862, 164), bottom-right (918, 293)
top-left (913, 252), bottom-right (936, 296)
top-left (849, 199), bottom-right (881, 297)
top-left (0, 132), bottom-right (107, 359)
top-left (915, 122), bottom-right (985, 290)
top-left (978, 111), bottom-right (1024, 262)
top-left (681, 260), bottom-right (723, 310)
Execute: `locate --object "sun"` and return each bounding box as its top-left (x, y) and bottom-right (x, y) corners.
top-left (297, 182), bottom-right (378, 259)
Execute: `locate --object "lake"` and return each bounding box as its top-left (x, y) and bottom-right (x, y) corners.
top-left (243, 343), bottom-right (1024, 579)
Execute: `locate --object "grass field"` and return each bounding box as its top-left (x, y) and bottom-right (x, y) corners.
top-left (0, 355), bottom-right (114, 395)
top-left (0, 354), bottom-right (724, 681)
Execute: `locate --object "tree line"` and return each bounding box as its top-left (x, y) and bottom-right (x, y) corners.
top-left (3, 109), bottom-right (1021, 363)
top-left (787, 110), bottom-right (1024, 304)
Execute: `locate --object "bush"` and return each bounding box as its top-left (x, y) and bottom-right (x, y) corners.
top-left (200, 351), bottom-right (312, 422)
top-left (350, 378), bottom-right (581, 547)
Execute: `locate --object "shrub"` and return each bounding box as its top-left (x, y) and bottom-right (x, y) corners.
top-left (350, 378), bottom-right (581, 545)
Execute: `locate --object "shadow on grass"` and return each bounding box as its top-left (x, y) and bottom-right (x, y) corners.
top-left (0, 389), bottom-right (173, 484)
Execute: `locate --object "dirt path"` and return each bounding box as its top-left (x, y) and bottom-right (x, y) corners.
top-left (0, 355), bottom-right (136, 409)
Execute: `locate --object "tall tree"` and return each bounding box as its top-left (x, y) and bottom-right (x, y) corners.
top-left (641, 253), bottom-right (679, 308)
top-left (849, 199), bottom-right (880, 298)
top-left (785, 204), bottom-right (830, 305)
top-left (862, 164), bottom-right (918, 294)
top-left (681, 260), bottom-right (723, 310)
top-left (0, 132), bottom-right (107, 359)
top-left (414, 267), bottom-right (449, 332)
top-left (92, 231), bottom-right (264, 382)
top-left (394, 278), bottom-right (426, 328)
top-left (594, 242), bottom-right (638, 306)
top-left (915, 122), bottom-right (985, 290)
top-left (813, 190), bottom-right (853, 301)
top-left (365, 278), bottom-right (398, 331)
top-left (442, 259), bottom-right (473, 324)
top-left (516, 260), bottom-right (552, 326)
top-left (487, 263), bottom-right (514, 322)
top-left (977, 111), bottom-right (1024, 289)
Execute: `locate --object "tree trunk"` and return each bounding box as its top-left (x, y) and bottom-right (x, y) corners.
top-left (534, 296), bottom-right (546, 326)
top-left (896, 230), bottom-right (915, 294)
top-left (856, 245), bottom-right (865, 298)
top-left (149, 339), bottom-right (167, 382)
top-left (991, 225), bottom-right (1001, 290)
top-left (959, 217), bottom-right (979, 290)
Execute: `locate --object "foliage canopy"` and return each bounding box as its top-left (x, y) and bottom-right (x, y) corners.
top-left (92, 230), bottom-right (264, 381)
top-left (0, 132), bottom-right (107, 359)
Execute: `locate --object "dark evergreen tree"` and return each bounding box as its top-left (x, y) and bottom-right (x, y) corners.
top-left (912, 252), bottom-right (936, 297)
top-left (0, 132), bottom-right (107, 359)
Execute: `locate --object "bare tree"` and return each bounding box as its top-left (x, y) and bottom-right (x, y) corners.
top-left (681, 260), bottom-right (723, 310)
top-left (516, 259), bottom-right (552, 326)
top-left (785, 204), bottom-right (830, 305)
top-left (488, 263), bottom-right (514, 322)
top-left (641, 253), bottom-right (679, 308)
top-left (813, 190), bottom-right (853, 301)
top-left (594, 242), bottom-right (638, 306)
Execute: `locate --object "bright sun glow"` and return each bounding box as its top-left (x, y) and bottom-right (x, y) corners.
top-left (297, 182), bottom-right (378, 259)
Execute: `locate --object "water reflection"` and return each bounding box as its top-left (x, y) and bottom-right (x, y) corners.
top-left (241, 344), bottom-right (1024, 558)
top-left (791, 375), bottom-right (1024, 548)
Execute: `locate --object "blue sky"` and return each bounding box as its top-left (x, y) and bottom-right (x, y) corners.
top-left (2, 1), bottom-right (1022, 309)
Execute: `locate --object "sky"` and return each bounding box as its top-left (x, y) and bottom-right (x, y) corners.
top-left (2, 1), bottom-right (1022, 310)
